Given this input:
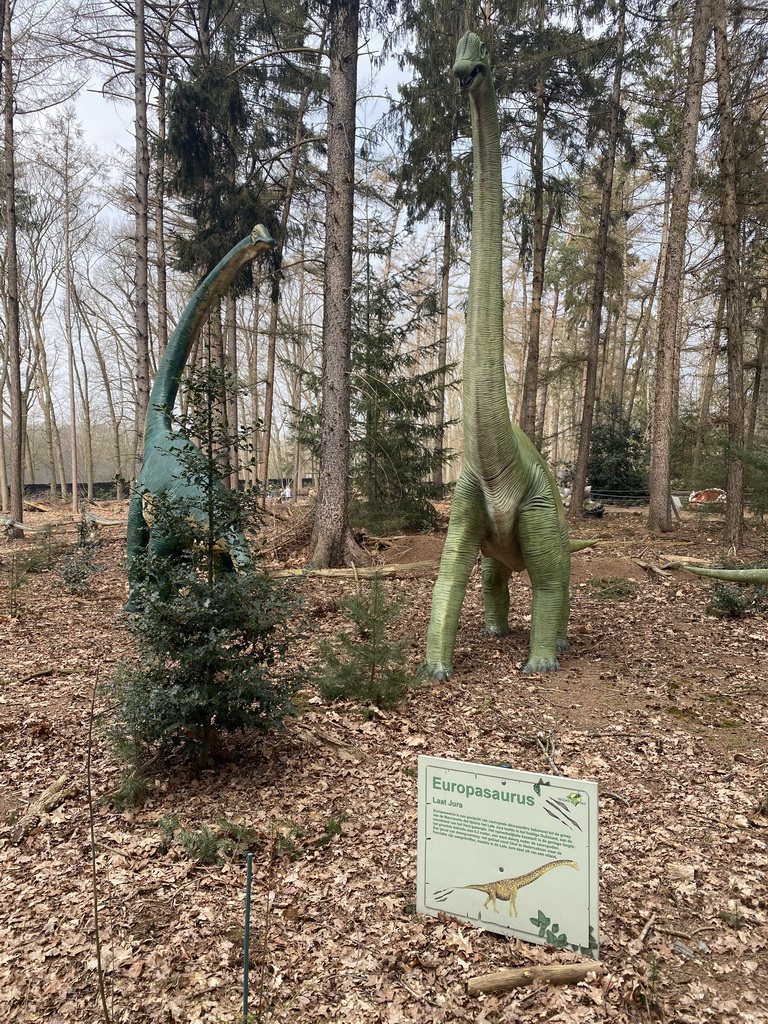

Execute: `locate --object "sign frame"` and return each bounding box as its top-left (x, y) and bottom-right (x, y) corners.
top-left (417, 755), bottom-right (599, 956)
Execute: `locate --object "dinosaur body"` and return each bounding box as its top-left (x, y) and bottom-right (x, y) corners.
top-left (125, 224), bottom-right (275, 610)
top-left (423, 33), bottom-right (570, 678)
top-left (434, 859), bottom-right (578, 916)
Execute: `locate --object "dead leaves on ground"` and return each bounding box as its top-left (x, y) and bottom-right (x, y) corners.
top-left (0, 506), bottom-right (766, 1022)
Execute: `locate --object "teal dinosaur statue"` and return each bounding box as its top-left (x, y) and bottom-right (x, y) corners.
top-left (422, 33), bottom-right (571, 679)
top-left (125, 224), bottom-right (275, 610)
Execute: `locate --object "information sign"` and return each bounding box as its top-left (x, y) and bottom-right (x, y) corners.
top-left (417, 755), bottom-right (599, 956)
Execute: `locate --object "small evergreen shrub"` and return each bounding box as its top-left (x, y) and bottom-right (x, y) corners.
top-left (588, 398), bottom-right (648, 499)
top-left (105, 363), bottom-right (299, 767)
top-left (316, 576), bottom-right (415, 709)
top-left (706, 563), bottom-right (768, 619)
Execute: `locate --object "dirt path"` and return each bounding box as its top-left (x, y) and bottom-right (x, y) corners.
top-left (0, 502), bottom-right (766, 1022)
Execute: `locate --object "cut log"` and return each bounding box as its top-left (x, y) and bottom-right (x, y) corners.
top-left (273, 560), bottom-right (439, 580)
top-left (467, 961), bottom-right (606, 995)
top-left (11, 774), bottom-right (79, 843)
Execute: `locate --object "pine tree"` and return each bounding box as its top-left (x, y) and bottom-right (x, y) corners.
top-left (106, 364), bottom-right (296, 767)
top-left (316, 577), bottom-right (414, 709)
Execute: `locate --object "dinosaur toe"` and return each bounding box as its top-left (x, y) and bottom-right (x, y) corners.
top-left (419, 660), bottom-right (453, 682)
top-left (523, 656), bottom-right (560, 674)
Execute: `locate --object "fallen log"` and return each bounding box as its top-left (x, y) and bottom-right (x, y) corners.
top-left (11, 774), bottom-right (79, 843)
top-left (467, 961), bottom-right (606, 995)
top-left (272, 560), bottom-right (440, 580)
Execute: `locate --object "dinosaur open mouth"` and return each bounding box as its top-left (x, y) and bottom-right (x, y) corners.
top-left (458, 66), bottom-right (481, 91)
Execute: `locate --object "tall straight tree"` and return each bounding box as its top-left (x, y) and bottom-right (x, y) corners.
top-left (133, 0), bottom-right (150, 477)
top-left (647, 0), bottom-right (711, 531)
top-left (568, 0), bottom-right (626, 520)
top-left (713, 0), bottom-right (744, 550)
top-left (385, 0), bottom-right (472, 490)
top-left (308, 0), bottom-right (366, 567)
top-left (1, 0), bottom-right (24, 533)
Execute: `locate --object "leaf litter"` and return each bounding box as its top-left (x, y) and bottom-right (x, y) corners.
top-left (0, 502), bottom-right (766, 1022)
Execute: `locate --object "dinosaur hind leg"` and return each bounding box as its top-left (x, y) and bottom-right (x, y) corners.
top-left (482, 556), bottom-right (511, 636)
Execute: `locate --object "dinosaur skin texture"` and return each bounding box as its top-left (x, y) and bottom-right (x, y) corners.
top-left (422, 32), bottom-right (571, 680)
top-left (124, 224), bottom-right (275, 611)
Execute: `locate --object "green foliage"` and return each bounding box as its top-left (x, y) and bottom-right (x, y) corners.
top-left (16, 529), bottom-right (65, 574)
top-left (5, 553), bottom-right (27, 618)
top-left (296, 216), bottom-right (455, 534)
top-left (741, 440), bottom-right (768, 517)
top-left (107, 771), bottom-right (153, 811)
top-left (105, 364), bottom-right (298, 766)
top-left (529, 911), bottom-right (598, 957)
top-left (587, 576), bottom-right (636, 601)
top-left (156, 814), bottom-right (261, 864)
top-left (56, 515), bottom-right (102, 594)
top-left (705, 562), bottom-right (768, 619)
top-left (272, 813), bottom-right (347, 861)
top-left (587, 398), bottom-right (648, 496)
top-left (316, 577), bottom-right (415, 709)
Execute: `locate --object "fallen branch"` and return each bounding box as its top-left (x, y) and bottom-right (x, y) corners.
top-left (272, 560), bottom-right (439, 580)
top-left (292, 724), bottom-right (367, 761)
top-left (632, 559), bottom-right (672, 579)
top-left (11, 774), bottom-right (79, 842)
top-left (467, 961), bottom-right (606, 995)
top-left (3, 668), bottom-right (76, 686)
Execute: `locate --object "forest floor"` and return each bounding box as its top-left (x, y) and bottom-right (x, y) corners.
top-left (0, 498), bottom-right (767, 1024)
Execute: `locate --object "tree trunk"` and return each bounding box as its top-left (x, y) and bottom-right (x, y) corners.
top-left (260, 18), bottom-right (326, 505)
top-left (692, 292), bottom-right (725, 485)
top-left (432, 142), bottom-right (454, 490)
top-left (224, 292), bottom-right (239, 489)
top-left (713, 0), bottom-right (744, 550)
top-left (647, 0), bottom-right (710, 532)
top-left (519, 0), bottom-right (547, 440)
top-left (2, 0), bottom-right (24, 536)
top-left (133, 0), bottom-right (150, 481)
top-left (308, 0), bottom-right (367, 567)
top-left (569, 0), bottom-right (625, 522)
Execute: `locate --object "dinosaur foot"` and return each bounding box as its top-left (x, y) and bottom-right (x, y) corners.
top-left (522, 656), bottom-right (561, 674)
top-left (484, 624), bottom-right (511, 638)
top-left (556, 637), bottom-right (571, 652)
top-left (419, 660), bottom-right (453, 682)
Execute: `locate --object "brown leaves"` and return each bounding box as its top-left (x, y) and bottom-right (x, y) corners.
top-left (0, 506), bottom-right (767, 1021)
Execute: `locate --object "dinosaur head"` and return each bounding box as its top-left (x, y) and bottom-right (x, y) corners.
top-left (453, 31), bottom-right (491, 95)
top-left (250, 223), bottom-right (276, 250)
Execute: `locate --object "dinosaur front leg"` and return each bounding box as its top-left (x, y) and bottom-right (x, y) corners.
top-left (518, 505), bottom-right (569, 674)
top-left (422, 474), bottom-right (486, 681)
top-left (482, 556), bottom-right (511, 636)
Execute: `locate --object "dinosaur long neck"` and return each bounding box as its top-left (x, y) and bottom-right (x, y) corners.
top-left (463, 74), bottom-right (514, 479)
top-left (144, 235), bottom-right (262, 443)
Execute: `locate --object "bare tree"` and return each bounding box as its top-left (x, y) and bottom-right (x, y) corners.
top-left (647, 0), bottom-right (711, 532)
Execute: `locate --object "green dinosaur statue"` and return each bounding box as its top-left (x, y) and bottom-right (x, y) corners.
top-left (422, 33), bottom-right (571, 679)
top-left (125, 224), bottom-right (275, 610)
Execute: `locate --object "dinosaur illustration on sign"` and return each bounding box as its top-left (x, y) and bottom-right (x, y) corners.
top-left (432, 858), bottom-right (579, 916)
